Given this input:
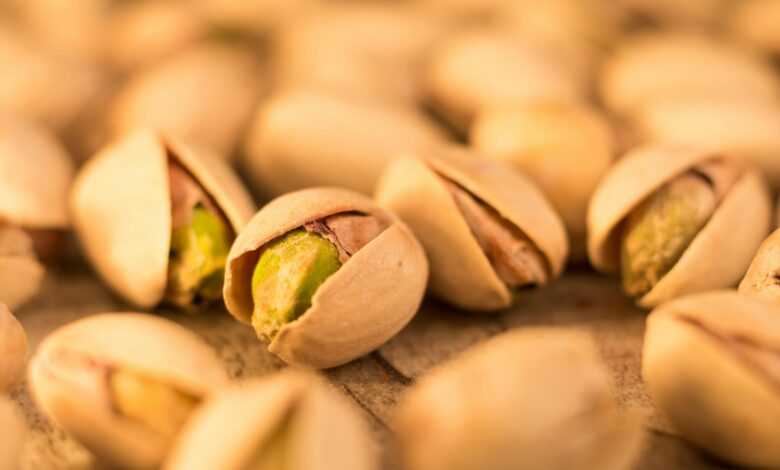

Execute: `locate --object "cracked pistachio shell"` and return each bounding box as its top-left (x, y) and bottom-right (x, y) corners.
top-left (394, 328), bottom-right (646, 470)
top-left (224, 187), bottom-right (428, 369)
top-left (165, 370), bottom-right (377, 470)
top-left (739, 228), bottom-right (780, 302)
top-left (424, 30), bottom-right (585, 132)
top-left (28, 313), bottom-right (228, 470)
top-left (109, 44), bottom-right (263, 159)
top-left (728, 0), bottom-right (780, 55)
top-left (242, 90), bottom-right (446, 198)
top-left (0, 396), bottom-right (26, 470)
top-left (587, 145), bottom-right (771, 308)
top-left (376, 146), bottom-right (568, 311)
top-left (0, 227), bottom-right (45, 310)
top-left (600, 32), bottom-right (780, 116)
top-left (70, 129), bottom-right (256, 308)
top-left (643, 291), bottom-right (780, 467)
top-left (0, 304), bottom-right (27, 392)
top-left (471, 102), bottom-right (614, 260)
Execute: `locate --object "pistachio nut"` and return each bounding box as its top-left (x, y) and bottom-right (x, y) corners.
top-left (471, 102), bottom-right (615, 260)
top-left (70, 129), bottom-right (256, 309)
top-left (165, 370), bottom-right (378, 470)
top-left (424, 30), bottom-right (586, 132)
top-left (0, 226), bottom-right (45, 310)
top-left (0, 304), bottom-right (27, 392)
top-left (0, 396), bottom-right (27, 470)
top-left (108, 43), bottom-right (263, 159)
top-left (728, 0), bottom-right (780, 56)
top-left (28, 313), bottom-right (228, 470)
top-left (739, 228), bottom-right (780, 303)
top-left (643, 290), bottom-right (780, 467)
top-left (394, 328), bottom-right (646, 470)
top-left (376, 146), bottom-right (567, 311)
top-left (600, 32), bottom-right (780, 116)
top-left (224, 187), bottom-right (428, 369)
top-left (242, 90), bottom-right (446, 198)
top-left (588, 145), bottom-right (771, 307)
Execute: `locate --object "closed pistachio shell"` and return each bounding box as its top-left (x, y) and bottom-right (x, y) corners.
top-left (70, 129), bottom-right (256, 308)
top-left (109, 43), bottom-right (263, 159)
top-left (29, 313), bottom-right (228, 470)
top-left (242, 90), bottom-right (446, 198)
top-left (376, 146), bottom-right (568, 311)
top-left (394, 328), bottom-right (645, 470)
top-left (165, 370), bottom-right (378, 470)
top-left (600, 32), bottom-right (780, 115)
top-left (643, 291), bottom-right (780, 467)
top-left (728, 0), bottom-right (780, 55)
top-left (0, 396), bottom-right (27, 470)
top-left (588, 146), bottom-right (771, 307)
top-left (739, 228), bottom-right (780, 302)
top-left (471, 102), bottom-right (614, 260)
top-left (0, 227), bottom-right (45, 310)
top-left (0, 304), bottom-right (27, 392)
top-left (224, 187), bottom-right (428, 369)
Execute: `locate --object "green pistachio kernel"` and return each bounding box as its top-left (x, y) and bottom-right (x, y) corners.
top-left (167, 205), bottom-right (231, 308)
top-left (251, 230), bottom-right (342, 339)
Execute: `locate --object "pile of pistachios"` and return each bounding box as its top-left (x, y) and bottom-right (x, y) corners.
top-left (4, 0), bottom-right (780, 469)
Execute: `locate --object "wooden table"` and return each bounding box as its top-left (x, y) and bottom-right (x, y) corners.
top-left (9, 262), bottom-right (736, 469)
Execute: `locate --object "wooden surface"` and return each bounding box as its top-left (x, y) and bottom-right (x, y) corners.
top-left (8, 261), bottom-right (737, 470)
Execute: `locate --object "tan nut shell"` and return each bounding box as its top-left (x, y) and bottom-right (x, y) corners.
top-left (0, 226), bottom-right (45, 310)
top-left (0, 304), bottom-right (27, 392)
top-left (0, 396), bottom-right (27, 470)
top-left (0, 120), bottom-right (74, 229)
top-left (394, 328), bottom-right (646, 470)
top-left (70, 129), bottom-right (256, 308)
top-left (28, 313), bottom-right (228, 470)
top-left (739, 228), bottom-right (780, 302)
top-left (587, 145), bottom-right (771, 308)
top-left (224, 187), bottom-right (429, 369)
top-left (643, 291), bottom-right (780, 467)
top-left (376, 146), bottom-right (568, 311)
top-left (165, 370), bottom-right (377, 470)
top-left (600, 32), bottom-right (780, 115)
top-left (728, 0), bottom-right (780, 55)
top-left (242, 90), bottom-right (446, 198)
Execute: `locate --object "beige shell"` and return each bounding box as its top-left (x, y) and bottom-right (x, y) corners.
top-left (471, 102), bottom-right (615, 261)
top-left (643, 290), bottom-right (780, 467)
top-left (0, 304), bottom-right (27, 392)
top-left (108, 43), bottom-right (263, 159)
top-left (376, 146), bottom-right (568, 311)
top-left (0, 227), bottom-right (45, 310)
top-left (165, 370), bottom-right (378, 470)
top-left (587, 145), bottom-right (772, 308)
top-left (632, 97), bottom-right (780, 187)
top-left (600, 32), bottom-right (780, 116)
top-left (728, 0), bottom-right (780, 55)
top-left (0, 119), bottom-right (74, 229)
top-left (0, 396), bottom-right (27, 470)
top-left (424, 30), bottom-right (585, 131)
top-left (242, 90), bottom-right (446, 198)
top-left (28, 313), bottom-right (228, 470)
top-left (394, 328), bottom-right (646, 470)
top-left (224, 187), bottom-right (429, 369)
top-left (70, 129), bottom-right (256, 308)
top-left (739, 228), bottom-right (780, 302)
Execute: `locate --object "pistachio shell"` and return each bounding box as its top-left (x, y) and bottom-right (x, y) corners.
top-left (588, 146), bottom-right (771, 307)
top-left (28, 313), bottom-right (228, 470)
top-left (242, 90), bottom-right (446, 198)
top-left (70, 129), bottom-right (255, 308)
top-left (224, 187), bottom-right (428, 369)
top-left (0, 396), bottom-right (27, 470)
top-left (600, 32), bottom-right (780, 115)
top-left (165, 370), bottom-right (378, 470)
top-left (0, 227), bottom-right (45, 310)
top-left (739, 228), bottom-right (780, 302)
top-left (0, 304), bottom-right (27, 392)
top-left (728, 0), bottom-right (780, 55)
top-left (643, 291), bottom-right (780, 467)
top-left (0, 120), bottom-right (74, 229)
top-left (394, 328), bottom-right (645, 470)
top-left (376, 146), bottom-right (568, 311)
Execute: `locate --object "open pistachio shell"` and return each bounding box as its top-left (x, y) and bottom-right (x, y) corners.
top-left (224, 187), bottom-right (428, 369)
top-left (739, 228), bottom-right (780, 303)
top-left (588, 145), bottom-right (771, 307)
top-left (0, 227), bottom-right (45, 310)
top-left (165, 370), bottom-right (378, 470)
top-left (394, 328), bottom-right (645, 470)
top-left (28, 313), bottom-right (228, 470)
top-left (242, 90), bottom-right (446, 198)
top-left (643, 291), bottom-right (780, 467)
top-left (70, 129), bottom-right (256, 308)
top-left (0, 304), bottom-right (27, 392)
top-left (728, 0), bottom-right (780, 55)
top-left (0, 396), bottom-right (27, 470)
top-left (376, 146), bottom-right (568, 311)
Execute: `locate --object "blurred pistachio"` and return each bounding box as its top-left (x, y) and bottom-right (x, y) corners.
top-left (0, 227), bottom-right (44, 310)
top-left (0, 304), bottom-right (27, 392)
top-left (739, 228), bottom-right (780, 303)
top-left (728, 0), bottom-right (780, 56)
top-left (617, 0), bottom-right (728, 28)
top-left (0, 396), bottom-right (26, 470)
top-left (196, 0), bottom-right (319, 36)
